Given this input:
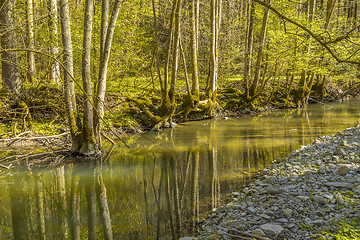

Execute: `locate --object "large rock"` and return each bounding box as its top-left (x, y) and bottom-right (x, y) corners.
top-left (260, 223), bottom-right (284, 235)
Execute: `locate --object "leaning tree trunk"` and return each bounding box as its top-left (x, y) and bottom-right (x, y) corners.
top-left (249, 0), bottom-right (270, 98)
top-left (59, 0), bottom-right (82, 151)
top-left (0, 0), bottom-right (21, 99)
top-left (26, 0), bottom-right (36, 83)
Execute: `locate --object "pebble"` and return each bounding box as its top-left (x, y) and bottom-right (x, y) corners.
top-left (196, 126), bottom-right (360, 240)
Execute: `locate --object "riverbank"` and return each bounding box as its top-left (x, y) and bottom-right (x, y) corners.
top-left (192, 126), bottom-right (360, 240)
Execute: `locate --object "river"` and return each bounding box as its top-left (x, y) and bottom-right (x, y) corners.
top-left (1, 98), bottom-right (360, 239)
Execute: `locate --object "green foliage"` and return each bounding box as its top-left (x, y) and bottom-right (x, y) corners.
top-left (324, 219), bottom-right (360, 240)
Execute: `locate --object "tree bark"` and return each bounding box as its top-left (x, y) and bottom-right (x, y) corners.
top-left (94, 0), bottom-right (123, 145)
top-left (80, 0), bottom-right (97, 155)
top-left (49, 0), bottom-right (61, 84)
top-left (59, 0), bottom-right (82, 151)
top-left (244, 0), bottom-right (255, 101)
top-left (190, 0), bottom-right (199, 98)
top-left (250, 0), bottom-right (270, 97)
top-left (0, 0), bottom-right (21, 99)
top-left (26, 0), bottom-right (36, 83)
top-left (168, 0), bottom-right (182, 104)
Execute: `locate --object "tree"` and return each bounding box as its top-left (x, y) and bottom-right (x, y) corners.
top-left (59, 0), bottom-right (123, 155)
top-left (26, 0), bottom-right (36, 83)
top-left (0, 0), bottom-right (21, 99)
top-left (48, 0), bottom-right (61, 84)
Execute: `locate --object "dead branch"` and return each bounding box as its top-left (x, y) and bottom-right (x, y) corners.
top-left (0, 163), bottom-right (11, 169)
top-left (0, 132), bottom-right (69, 142)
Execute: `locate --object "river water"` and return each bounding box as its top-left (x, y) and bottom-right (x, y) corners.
top-left (1, 99), bottom-right (360, 239)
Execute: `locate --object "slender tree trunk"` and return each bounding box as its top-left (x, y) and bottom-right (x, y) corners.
top-left (162, 0), bottom-right (178, 104)
top-left (151, 0), bottom-right (163, 91)
top-left (26, 0), bottom-right (36, 82)
top-left (59, 0), bottom-right (82, 150)
top-left (244, 0), bottom-right (255, 101)
top-left (209, 0), bottom-right (218, 100)
top-left (0, 0), bottom-right (21, 99)
top-left (190, 0), bottom-right (199, 98)
top-left (94, 0), bottom-right (123, 145)
top-left (80, 0), bottom-right (97, 155)
top-left (100, 0), bottom-right (109, 57)
top-left (49, 0), bottom-right (61, 84)
top-left (168, 0), bottom-right (182, 103)
top-left (250, 0), bottom-right (270, 97)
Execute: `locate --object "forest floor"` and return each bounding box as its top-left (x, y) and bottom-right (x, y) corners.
top-left (0, 77), bottom-right (359, 154)
top-left (194, 126), bottom-right (360, 240)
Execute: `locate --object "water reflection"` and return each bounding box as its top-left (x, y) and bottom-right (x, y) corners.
top-left (1, 99), bottom-right (360, 239)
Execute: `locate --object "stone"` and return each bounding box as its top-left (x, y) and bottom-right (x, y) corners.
top-left (296, 196), bottom-right (310, 201)
top-left (260, 169), bottom-right (270, 176)
top-left (338, 165), bottom-right (350, 175)
top-left (232, 192), bottom-right (240, 197)
top-left (316, 226), bottom-right (331, 234)
top-left (346, 176), bottom-right (357, 183)
top-left (260, 223), bottom-right (284, 235)
top-left (324, 182), bottom-right (354, 188)
top-left (252, 229), bottom-right (266, 237)
top-left (282, 208), bottom-right (293, 218)
top-left (260, 213), bottom-right (271, 219)
top-left (312, 220), bottom-right (325, 226)
top-left (208, 234), bottom-right (221, 240)
top-left (333, 148), bottom-right (346, 156)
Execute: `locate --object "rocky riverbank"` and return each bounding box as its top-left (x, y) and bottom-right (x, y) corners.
top-left (192, 126), bottom-right (360, 240)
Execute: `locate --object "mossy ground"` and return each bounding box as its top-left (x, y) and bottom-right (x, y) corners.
top-left (0, 75), bottom-right (359, 140)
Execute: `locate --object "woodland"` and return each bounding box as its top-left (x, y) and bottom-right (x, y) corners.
top-left (1, 0), bottom-right (360, 156)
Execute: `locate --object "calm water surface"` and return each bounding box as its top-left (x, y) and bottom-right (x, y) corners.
top-left (1, 99), bottom-right (360, 239)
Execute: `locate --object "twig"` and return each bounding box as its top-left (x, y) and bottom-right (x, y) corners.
top-left (0, 163), bottom-right (11, 169)
top-left (229, 229), bottom-right (272, 240)
top-left (15, 131), bottom-right (32, 138)
top-left (308, 97), bottom-right (333, 108)
top-left (0, 132), bottom-right (69, 142)
top-left (101, 132), bottom-right (116, 145)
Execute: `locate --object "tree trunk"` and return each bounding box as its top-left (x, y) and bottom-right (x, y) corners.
top-left (168, 0), bottom-right (182, 104)
top-left (244, 0), bottom-right (255, 101)
top-left (59, 0), bottom-right (82, 151)
top-left (80, 0), bottom-right (97, 155)
top-left (49, 0), bottom-right (61, 84)
top-left (26, 0), bottom-right (36, 83)
top-left (94, 0), bottom-right (123, 145)
top-left (250, 0), bottom-right (270, 97)
top-left (209, 0), bottom-right (218, 100)
top-left (162, 0), bottom-right (178, 106)
top-left (0, 0), bottom-right (21, 99)
top-left (190, 0), bottom-right (199, 98)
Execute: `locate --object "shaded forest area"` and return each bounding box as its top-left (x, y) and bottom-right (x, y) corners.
top-left (1, 0), bottom-right (360, 155)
